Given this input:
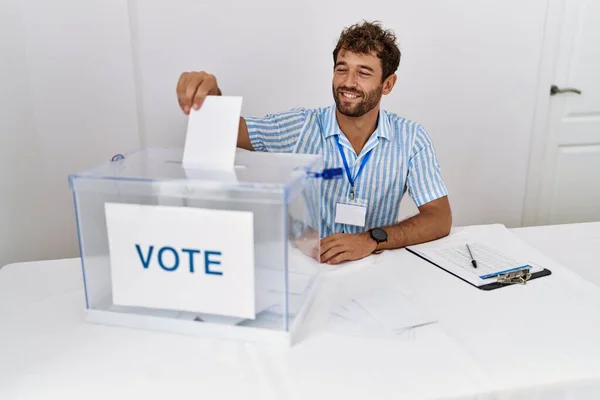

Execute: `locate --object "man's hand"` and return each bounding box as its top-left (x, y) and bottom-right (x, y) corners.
top-left (175, 71), bottom-right (254, 151)
top-left (293, 228), bottom-right (320, 261)
top-left (320, 232), bottom-right (377, 265)
top-left (176, 71), bottom-right (221, 115)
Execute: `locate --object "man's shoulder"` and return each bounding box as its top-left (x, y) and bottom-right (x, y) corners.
top-left (258, 105), bottom-right (332, 122)
top-left (382, 110), bottom-right (438, 155)
top-left (294, 105), bottom-right (334, 118)
top-left (381, 110), bottom-right (426, 136)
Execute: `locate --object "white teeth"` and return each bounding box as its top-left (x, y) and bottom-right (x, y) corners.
top-left (342, 92), bottom-right (358, 99)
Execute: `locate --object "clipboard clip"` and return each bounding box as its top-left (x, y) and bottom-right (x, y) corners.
top-left (496, 268), bottom-right (531, 285)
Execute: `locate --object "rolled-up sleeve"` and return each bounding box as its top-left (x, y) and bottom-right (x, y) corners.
top-left (406, 125), bottom-right (448, 206)
top-left (244, 108), bottom-right (308, 153)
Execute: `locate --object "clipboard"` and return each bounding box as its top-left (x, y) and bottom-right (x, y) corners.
top-left (405, 224), bottom-right (552, 291)
top-left (406, 247), bottom-right (552, 290)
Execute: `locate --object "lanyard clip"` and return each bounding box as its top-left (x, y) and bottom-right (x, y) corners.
top-left (307, 167), bottom-right (343, 180)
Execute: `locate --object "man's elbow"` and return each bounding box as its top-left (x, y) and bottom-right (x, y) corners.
top-left (438, 211), bottom-right (452, 238)
top-left (429, 204), bottom-right (452, 240)
top-left (422, 196), bottom-right (452, 239)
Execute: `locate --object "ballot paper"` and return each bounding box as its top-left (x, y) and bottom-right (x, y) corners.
top-left (255, 268), bottom-right (314, 315)
top-left (182, 96), bottom-right (243, 170)
top-left (329, 287), bottom-right (437, 337)
top-left (256, 267), bottom-right (313, 295)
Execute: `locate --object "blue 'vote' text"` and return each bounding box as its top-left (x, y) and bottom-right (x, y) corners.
top-left (135, 244), bottom-right (222, 275)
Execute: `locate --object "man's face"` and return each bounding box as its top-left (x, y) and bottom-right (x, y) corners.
top-left (332, 50), bottom-right (384, 118)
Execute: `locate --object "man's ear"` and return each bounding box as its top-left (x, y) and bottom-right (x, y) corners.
top-left (382, 74), bottom-right (397, 95)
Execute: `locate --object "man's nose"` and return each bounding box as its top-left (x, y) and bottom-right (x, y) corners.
top-left (343, 72), bottom-right (358, 88)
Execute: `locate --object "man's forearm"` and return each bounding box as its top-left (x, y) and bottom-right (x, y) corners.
top-left (376, 200), bottom-right (452, 250)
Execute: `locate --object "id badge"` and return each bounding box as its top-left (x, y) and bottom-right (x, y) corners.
top-left (335, 197), bottom-right (368, 227)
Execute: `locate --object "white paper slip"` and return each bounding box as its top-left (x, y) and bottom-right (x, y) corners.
top-left (182, 168), bottom-right (239, 183)
top-left (255, 268), bottom-right (312, 295)
top-left (253, 269), bottom-right (314, 316)
top-left (328, 315), bottom-right (403, 338)
top-left (331, 300), bottom-right (382, 329)
top-left (328, 287), bottom-right (436, 338)
top-left (353, 288), bottom-right (437, 331)
top-left (182, 96), bottom-right (243, 170)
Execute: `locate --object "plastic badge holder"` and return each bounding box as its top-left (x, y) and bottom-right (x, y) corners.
top-left (69, 147), bottom-right (337, 346)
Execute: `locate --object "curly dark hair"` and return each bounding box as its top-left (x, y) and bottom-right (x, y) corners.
top-left (333, 20), bottom-right (401, 82)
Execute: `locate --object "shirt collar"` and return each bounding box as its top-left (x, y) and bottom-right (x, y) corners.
top-left (324, 105), bottom-right (391, 141)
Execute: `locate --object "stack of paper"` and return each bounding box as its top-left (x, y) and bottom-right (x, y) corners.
top-left (254, 267), bottom-right (314, 315)
top-left (329, 287), bottom-right (437, 338)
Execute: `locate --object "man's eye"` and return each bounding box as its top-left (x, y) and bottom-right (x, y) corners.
top-left (360, 71), bottom-right (371, 77)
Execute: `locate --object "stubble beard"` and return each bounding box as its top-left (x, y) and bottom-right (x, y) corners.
top-left (333, 84), bottom-right (383, 118)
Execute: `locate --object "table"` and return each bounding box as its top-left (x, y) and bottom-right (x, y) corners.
top-left (2, 222), bottom-right (600, 399)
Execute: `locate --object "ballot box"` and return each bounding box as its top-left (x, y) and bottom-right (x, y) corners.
top-left (68, 147), bottom-right (329, 345)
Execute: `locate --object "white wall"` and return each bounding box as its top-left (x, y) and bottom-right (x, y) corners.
top-left (0, 1), bottom-right (141, 267)
top-left (0, 0), bottom-right (554, 266)
top-left (0, 0), bottom-right (45, 266)
top-left (130, 0), bottom-right (549, 228)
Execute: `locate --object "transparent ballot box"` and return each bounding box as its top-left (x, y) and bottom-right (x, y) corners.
top-left (68, 148), bottom-right (326, 345)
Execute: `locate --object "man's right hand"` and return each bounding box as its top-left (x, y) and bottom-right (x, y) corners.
top-left (176, 71), bottom-right (221, 115)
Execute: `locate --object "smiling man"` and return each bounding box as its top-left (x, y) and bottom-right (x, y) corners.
top-left (176, 20), bottom-right (452, 264)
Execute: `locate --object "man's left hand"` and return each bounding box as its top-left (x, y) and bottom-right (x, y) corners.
top-left (320, 232), bottom-right (377, 265)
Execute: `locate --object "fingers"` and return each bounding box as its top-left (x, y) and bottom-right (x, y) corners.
top-left (182, 73), bottom-right (205, 114)
top-left (192, 74), bottom-right (218, 110)
top-left (320, 243), bottom-right (346, 264)
top-left (296, 240), bottom-right (319, 261)
top-left (319, 234), bottom-right (344, 263)
top-left (319, 236), bottom-right (339, 256)
top-left (176, 71), bottom-right (219, 115)
top-left (327, 251), bottom-right (352, 265)
top-left (176, 72), bottom-right (193, 114)
top-left (320, 233), bottom-right (368, 264)
top-left (311, 246), bottom-right (319, 260)
top-left (320, 233), bottom-right (343, 247)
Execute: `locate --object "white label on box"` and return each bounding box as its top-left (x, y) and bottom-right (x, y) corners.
top-left (104, 202), bottom-right (255, 319)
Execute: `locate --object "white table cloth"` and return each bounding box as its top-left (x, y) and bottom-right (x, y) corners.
top-left (2, 222), bottom-right (600, 399)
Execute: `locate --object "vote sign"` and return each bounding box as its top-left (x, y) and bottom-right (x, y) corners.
top-left (105, 202), bottom-right (255, 319)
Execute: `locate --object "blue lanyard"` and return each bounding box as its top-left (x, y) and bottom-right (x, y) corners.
top-left (335, 136), bottom-right (373, 200)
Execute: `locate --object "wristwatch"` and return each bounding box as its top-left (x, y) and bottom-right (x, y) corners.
top-left (369, 228), bottom-right (388, 253)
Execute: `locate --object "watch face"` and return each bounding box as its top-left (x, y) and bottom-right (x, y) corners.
top-left (371, 228), bottom-right (387, 242)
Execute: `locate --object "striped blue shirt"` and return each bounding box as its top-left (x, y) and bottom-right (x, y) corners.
top-left (245, 105), bottom-right (448, 238)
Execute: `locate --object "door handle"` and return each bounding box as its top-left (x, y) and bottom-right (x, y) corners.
top-left (550, 85), bottom-right (582, 95)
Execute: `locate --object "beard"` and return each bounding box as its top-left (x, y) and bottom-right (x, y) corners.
top-left (333, 84), bottom-right (382, 118)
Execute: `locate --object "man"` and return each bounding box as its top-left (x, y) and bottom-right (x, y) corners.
top-left (176, 20), bottom-right (452, 265)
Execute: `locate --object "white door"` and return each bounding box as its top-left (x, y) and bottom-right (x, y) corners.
top-left (529, 0), bottom-right (600, 225)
